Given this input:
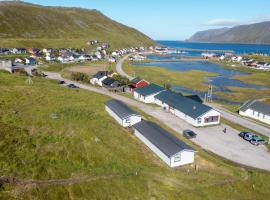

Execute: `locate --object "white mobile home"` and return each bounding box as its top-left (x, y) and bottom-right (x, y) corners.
top-left (155, 90), bottom-right (220, 127)
top-left (239, 100), bottom-right (270, 125)
top-left (133, 121), bottom-right (195, 167)
top-left (105, 99), bottom-right (142, 127)
top-left (134, 83), bottom-right (165, 103)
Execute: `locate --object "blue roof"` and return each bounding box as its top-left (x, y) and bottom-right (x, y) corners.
top-left (134, 83), bottom-right (165, 97)
top-left (155, 90), bottom-right (213, 119)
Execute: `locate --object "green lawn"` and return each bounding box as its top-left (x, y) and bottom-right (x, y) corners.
top-left (124, 62), bottom-right (218, 92)
top-left (1, 71), bottom-right (270, 199)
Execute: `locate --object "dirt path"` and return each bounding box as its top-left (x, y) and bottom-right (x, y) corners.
top-left (0, 174), bottom-right (118, 187)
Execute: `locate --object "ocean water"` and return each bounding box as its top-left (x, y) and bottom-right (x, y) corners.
top-left (157, 40), bottom-right (270, 55)
top-left (134, 61), bottom-right (265, 91)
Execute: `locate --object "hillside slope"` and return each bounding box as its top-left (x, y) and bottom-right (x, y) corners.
top-left (0, 1), bottom-right (155, 48)
top-left (186, 21), bottom-right (270, 44)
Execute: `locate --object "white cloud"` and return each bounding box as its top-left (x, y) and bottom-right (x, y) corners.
top-left (204, 19), bottom-right (242, 27)
top-left (204, 15), bottom-right (270, 27)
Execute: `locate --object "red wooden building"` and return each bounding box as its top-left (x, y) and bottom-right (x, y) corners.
top-left (129, 77), bottom-right (149, 93)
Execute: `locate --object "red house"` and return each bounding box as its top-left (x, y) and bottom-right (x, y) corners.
top-left (129, 77), bottom-right (149, 93)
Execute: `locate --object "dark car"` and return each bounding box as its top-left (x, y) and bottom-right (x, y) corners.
top-left (250, 137), bottom-right (267, 146)
top-left (183, 129), bottom-right (197, 139)
top-left (67, 84), bottom-right (79, 88)
top-left (239, 131), bottom-right (250, 138)
top-left (58, 80), bottom-right (65, 84)
top-left (243, 132), bottom-right (257, 141)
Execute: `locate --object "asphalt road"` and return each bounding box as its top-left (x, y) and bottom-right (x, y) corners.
top-left (115, 54), bottom-right (134, 80)
top-left (44, 71), bottom-right (270, 171)
top-left (117, 53), bottom-right (270, 138)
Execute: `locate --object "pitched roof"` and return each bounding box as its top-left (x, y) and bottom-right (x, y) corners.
top-left (133, 121), bottom-right (194, 157)
top-left (134, 83), bottom-right (165, 97)
top-left (102, 77), bottom-right (116, 86)
top-left (105, 99), bottom-right (140, 119)
top-left (93, 71), bottom-right (109, 79)
top-left (131, 77), bottom-right (143, 84)
top-left (240, 100), bottom-right (270, 115)
top-left (155, 90), bottom-right (213, 119)
top-left (185, 95), bottom-right (203, 103)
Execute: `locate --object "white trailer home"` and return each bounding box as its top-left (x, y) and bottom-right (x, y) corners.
top-left (239, 100), bottom-right (270, 125)
top-left (105, 99), bottom-right (142, 127)
top-left (133, 83), bottom-right (165, 103)
top-left (133, 120), bottom-right (195, 167)
top-left (155, 90), bottom-right (220, 127)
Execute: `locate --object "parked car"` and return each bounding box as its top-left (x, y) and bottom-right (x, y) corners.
top-left (243, 132), bottom-right (257, 141)
top-left (250, 137), bottom-right (267, 146)
top-left (239, 131), bottom-right (250, 138)
top-left (58, 80), bottom-right (65, 84)
top-left (183, 129), bottom-right (197, 139)
top-left (67, 84), bottom-right (79, 88)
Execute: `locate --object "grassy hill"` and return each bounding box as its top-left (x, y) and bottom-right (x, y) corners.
top-left (1, 71), bottom-right (270, 199)
top-left (0, 1), bottom-right (155, 48)
top-left (186, 21), bottom-right (270, 44)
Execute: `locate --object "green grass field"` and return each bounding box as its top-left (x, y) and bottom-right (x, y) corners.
top-left (1, 71), bottom-right (270, 199)
top-left (124, 62), bottom-right (218, 92)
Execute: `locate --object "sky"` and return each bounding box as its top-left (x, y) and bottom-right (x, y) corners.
top-left (23, 0), bottom-right (270, 40)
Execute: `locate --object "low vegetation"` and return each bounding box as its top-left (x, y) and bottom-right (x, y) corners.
top-left (71, 72), bottom-right (90, 83)
top-left (123, 62), bottom-right (218, 92)
top-left (1, 71), bottom-right (270, 199)
top-left (0, 2), bottom-right (155, 48)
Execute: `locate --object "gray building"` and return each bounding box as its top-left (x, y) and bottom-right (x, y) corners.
top-left (133, 120), bottom-right (195, 167)
top-left (105, 99), bottom-right (142, 127)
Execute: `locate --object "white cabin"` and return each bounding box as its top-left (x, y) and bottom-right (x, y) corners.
top-left (105, 99), bottom-right (141, 127)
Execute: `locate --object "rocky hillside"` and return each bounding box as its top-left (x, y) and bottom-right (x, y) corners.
top-left (0, 1), bottom-right (155, 48)
top-left (186, 21), bottom-right (270, 44)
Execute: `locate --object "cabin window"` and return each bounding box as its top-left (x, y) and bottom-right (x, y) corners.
top-left (204, 116), bottom-right (219, 123)
top-left (253, 111), bottom-right (255, 116)
top-left (197, 118), bottom-right (202, 124)
top-left (174, 154), bottom-right (181, 162)
top-left (263, 114), bottom-right (265, 119)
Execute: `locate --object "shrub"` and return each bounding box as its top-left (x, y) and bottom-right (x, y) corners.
top-left (71, 72), bottom-right (89, 83)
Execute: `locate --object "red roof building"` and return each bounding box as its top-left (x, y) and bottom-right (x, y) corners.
top-left (129, 77), bottom-right (149, 93)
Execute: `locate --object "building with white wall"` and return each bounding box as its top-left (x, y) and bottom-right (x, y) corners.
top-left (239, 100), bottom-right (270, 125)
top-left (105, 99), bottom-right (142, 127)
top-left (133, 120), bottom-right (195, 167)
top-left (155, 90), bottom-right (220, 127)
top-left (133, 83), bottom-right (165, 103)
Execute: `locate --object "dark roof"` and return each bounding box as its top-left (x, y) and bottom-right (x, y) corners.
top-left (133, 121), bottom-right (194, 157)
top-left (131, 77), bottom-right (142, 84)
top-left (134, 83), bottom-right (165, 97)
top-left (155, 90), bottom-right (213, 119)
top-left (93, 71), bottom-right (109, 79)
top-left (185, 95), bottom-right (203, 103)
top-left (105, 99), bottom-right (140, 119)
top-left (240, 100), bottom-right (270, 115)
top-left (102, 77), bottom-right (116, 86)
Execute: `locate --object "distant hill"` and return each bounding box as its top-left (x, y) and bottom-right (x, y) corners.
top-left (186, 21), bottom-right (270, 44)
top-left (0, 1), bottom-right (155, 48)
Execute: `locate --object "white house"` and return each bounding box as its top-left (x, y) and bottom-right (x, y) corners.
top-left (133, 120), bottom-right (195, 167)
top-left (105, 99), bottom-right (141, 127)
top-left (134, 83), bottom-right (165, 103)
top-left (90, 71), bottom-right (108, 86)
top-left (239, 100), bottom-right (270, 125)
top-left (155, 90), bottom-right (220, 127)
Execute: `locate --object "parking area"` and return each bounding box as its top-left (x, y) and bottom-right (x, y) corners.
top-left (45, 71), bottom-right (270, 171)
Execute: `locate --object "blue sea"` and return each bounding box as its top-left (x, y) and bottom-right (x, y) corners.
top-left (131, 41), bottom-right (270, 104)
top-left (157, 40), bottom-right (270, 55)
